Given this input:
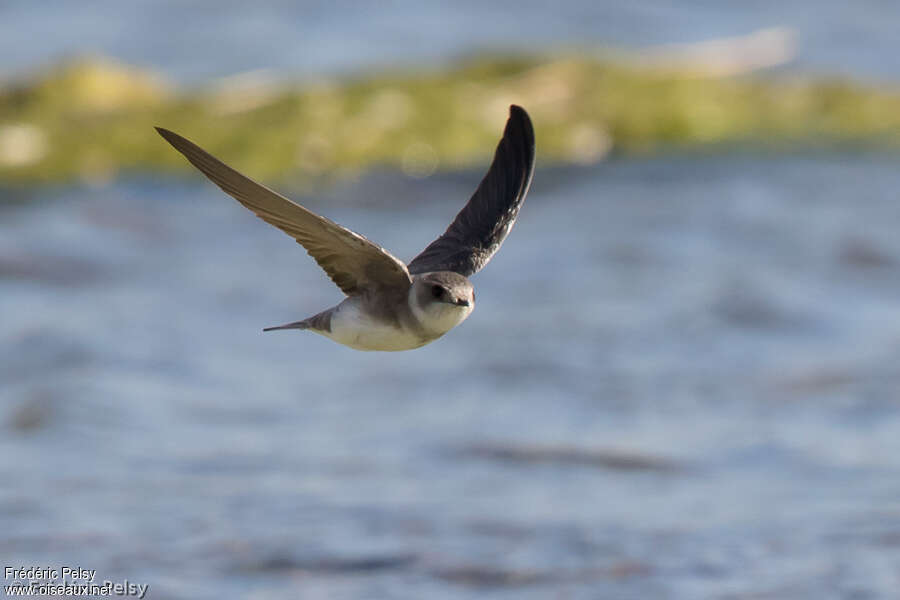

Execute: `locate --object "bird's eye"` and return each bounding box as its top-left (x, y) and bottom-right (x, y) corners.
top-left (431, 285), bottom-right (443, 298)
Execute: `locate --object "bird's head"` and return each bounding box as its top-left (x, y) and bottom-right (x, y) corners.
top-left (409, 271), bottom-right (475, 333)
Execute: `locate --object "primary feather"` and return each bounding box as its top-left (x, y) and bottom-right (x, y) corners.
top-left (406, 105), bottom-right (535, 276)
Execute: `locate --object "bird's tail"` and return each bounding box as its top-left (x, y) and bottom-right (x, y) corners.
top-left (263, 307), bottom-right (333, 333)
top-left (263, 320), bottom-right (310, 332)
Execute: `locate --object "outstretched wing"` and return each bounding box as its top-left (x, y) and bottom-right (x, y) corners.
top-left (407, 105), bottom-right (535, 276)
top-left (156, 128), bottom-right (411, 297)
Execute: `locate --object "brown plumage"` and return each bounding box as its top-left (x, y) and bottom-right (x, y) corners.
top-left (156, 105), bottom-right (535, 351)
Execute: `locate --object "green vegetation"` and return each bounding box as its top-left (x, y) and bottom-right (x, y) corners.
top-left (3, 55), bottom-right (900, 186)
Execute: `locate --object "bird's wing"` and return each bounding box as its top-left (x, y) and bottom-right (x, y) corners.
top-left (156, 128), bottom-right (411, 297)
top-left (406, 105), bottom-right (535, 276)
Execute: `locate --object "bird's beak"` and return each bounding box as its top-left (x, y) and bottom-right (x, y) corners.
top-left (453, 299), bottom-right (470, 307)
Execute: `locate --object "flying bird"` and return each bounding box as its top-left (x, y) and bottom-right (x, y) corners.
top-left (156, 105), bottom-right (534, 351)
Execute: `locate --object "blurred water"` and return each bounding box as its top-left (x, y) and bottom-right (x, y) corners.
top-left (2, 154), bottom-right (900, 597)
top-left (3, 0), bottom-right (900, 83)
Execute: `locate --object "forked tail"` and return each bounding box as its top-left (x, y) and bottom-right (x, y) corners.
top-left (263, 320), bottom-right (310, 332)
top-left (263, 308), bottom-right (333, 333)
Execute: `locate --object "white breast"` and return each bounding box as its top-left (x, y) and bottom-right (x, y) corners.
top-left (322, 298), bottom-right (428, 352)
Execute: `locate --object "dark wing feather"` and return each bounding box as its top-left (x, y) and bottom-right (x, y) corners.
top-left (156, 127), bottom-right (411, 297)
top-left (407, 105), bottom-right (535, 276)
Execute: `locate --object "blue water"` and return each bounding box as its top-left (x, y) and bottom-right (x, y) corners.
top-left (3, 1), bottom-right (900, 83)
top-left (3, 154), bottom-right (900, 598)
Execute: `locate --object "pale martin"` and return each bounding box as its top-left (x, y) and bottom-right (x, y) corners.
top-left (156, 105), bottom-right (535, 351)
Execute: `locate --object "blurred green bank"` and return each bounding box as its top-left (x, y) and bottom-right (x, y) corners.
top-left (3, 51), bottom-right (900, 187)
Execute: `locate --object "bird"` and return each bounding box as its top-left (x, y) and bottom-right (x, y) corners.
top-left (155, 105), bottom-right (534, 351)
